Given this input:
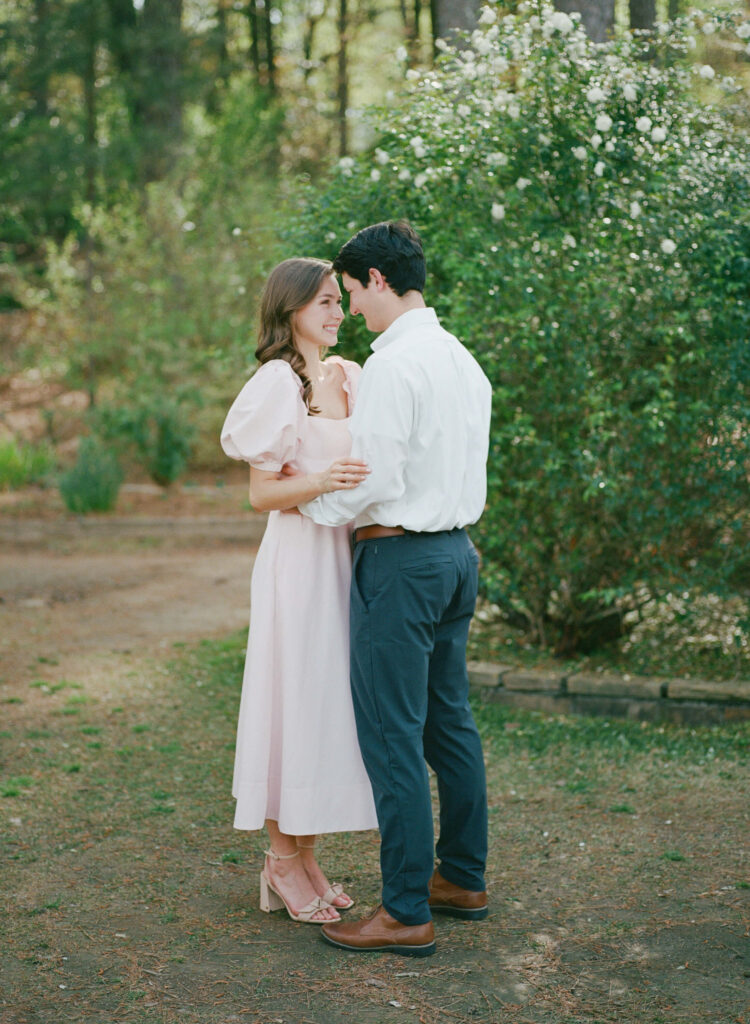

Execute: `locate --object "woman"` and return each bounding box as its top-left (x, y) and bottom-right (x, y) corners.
top-left (220, 258), bottom-right (378, 925)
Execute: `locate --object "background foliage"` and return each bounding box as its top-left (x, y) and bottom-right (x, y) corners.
top-left (1, 0), bottom-right (749, 669)
top-left (287, 3), bottom-right (750, 657)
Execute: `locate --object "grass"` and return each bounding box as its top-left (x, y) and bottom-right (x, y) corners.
top-left (0, 438), bottom-right (55, 490)
top-left (1, 631), bottom-right (747, 1024)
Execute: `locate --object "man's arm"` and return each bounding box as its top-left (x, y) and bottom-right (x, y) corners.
top-left (248, 457), bottom-right (369, 512)
top-left (300, 359), bottom-right (412, 527)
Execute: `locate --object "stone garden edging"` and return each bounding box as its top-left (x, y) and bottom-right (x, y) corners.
top-left (468, 661), bottom-right (750, 725)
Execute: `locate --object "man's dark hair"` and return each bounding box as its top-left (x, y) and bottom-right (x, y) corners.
top-left (332, 220), bottom-right (426, 296)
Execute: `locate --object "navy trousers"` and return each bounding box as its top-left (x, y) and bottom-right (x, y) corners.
top-left (350, 528), bottom-right (488, 925)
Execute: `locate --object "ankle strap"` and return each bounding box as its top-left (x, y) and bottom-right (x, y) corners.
top-left (265, 848), bottom-right (300, 861)
top-left (296, 842), bottom-right (315, 849)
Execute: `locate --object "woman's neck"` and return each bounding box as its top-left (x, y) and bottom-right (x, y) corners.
top-left (295, 338), bottom-right (326, 382)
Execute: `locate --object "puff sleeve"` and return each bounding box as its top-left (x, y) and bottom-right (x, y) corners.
top-left (220, 360), bottom-right (305, 471)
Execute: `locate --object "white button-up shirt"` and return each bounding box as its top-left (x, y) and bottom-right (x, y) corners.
top-left (300, 307), bottom-right (492, 531)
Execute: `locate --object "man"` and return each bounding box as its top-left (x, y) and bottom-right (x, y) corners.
top-left (300, 220), bottom-right (492, 957)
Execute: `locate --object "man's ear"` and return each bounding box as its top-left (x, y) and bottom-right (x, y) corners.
top-left (368, 268), bottom-right (388, 291)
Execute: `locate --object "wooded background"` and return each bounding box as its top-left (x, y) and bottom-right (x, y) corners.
top-left (1, 0), bottom-right (748, 669)
top-left (0, 0), bottom-right (703, 275)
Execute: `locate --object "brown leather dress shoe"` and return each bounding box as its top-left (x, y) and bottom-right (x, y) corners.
top-left (428, 868), bottom-right (488, 921)
top-left (321, 905), bottom-right (436, 957)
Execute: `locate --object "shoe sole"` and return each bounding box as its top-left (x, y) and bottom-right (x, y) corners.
top-left (321, 932), bottom-right (436, 957)
top-left (429, 903), bottom-right (489, 921)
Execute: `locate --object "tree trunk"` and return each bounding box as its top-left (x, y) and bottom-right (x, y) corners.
top-left (82, 11), bottom-right (97, 205)
top-left (629, 0), bottom-right (656, 31)
top-left (105, 0), bottom-right (137, 76)
top-left (215, 0), bottom-right (231, 85)
top-left (138, 0), bottom-right (184, 178)
top-left (247, 0), bottom-right (261, 76)
top-left (31, 0), bottom-right (49, 116)
top-left (336, 0), bottom-right (348, 157)
top-left (553, 0), bottom-right (614, 43)
top-left (302, 4), bottom-right (323, 80)
top-left (430, 0), bottom-right (479, 47)
top-left (264, 0), bottom-right (276, 93)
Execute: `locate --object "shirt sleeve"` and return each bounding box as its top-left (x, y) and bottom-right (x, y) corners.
top-left (220, 361), bottom-right (304, 471)
top-left (299, 357), bottom-right (413, 527)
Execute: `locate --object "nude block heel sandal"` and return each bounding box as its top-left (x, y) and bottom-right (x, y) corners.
top-left (259, 871), bottom-right (285, 913)
top-left (259, 849), bottom-right (337, 924)
top-left (297, 841), bottom-right (355, 910)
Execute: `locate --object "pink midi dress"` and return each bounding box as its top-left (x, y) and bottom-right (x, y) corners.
top-left (220, 356), bottom-right (377, 834)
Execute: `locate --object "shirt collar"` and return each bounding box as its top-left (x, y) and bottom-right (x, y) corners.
top-left (371, 307), bottom-right (438, 352)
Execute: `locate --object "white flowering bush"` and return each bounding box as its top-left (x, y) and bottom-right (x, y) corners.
top-left (623, 591), bottom-right (749, 666)
top-left (290, 2), bottom-right (750, 657)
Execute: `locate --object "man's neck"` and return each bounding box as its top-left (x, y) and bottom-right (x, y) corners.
top-left (380, 291), bottom-right (426, 332)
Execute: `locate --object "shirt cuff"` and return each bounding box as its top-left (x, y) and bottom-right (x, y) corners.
top-left (299, 494), bottom-right (352, 527)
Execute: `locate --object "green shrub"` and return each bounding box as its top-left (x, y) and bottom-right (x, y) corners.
top-left (58, 436), bottom-right (123, 513)
top-left (287, 4), bottom-right (750, 656)
top-left (0, 438), bottom-right (55, 490)
top-left (96, 398), bottom-right (195, 487)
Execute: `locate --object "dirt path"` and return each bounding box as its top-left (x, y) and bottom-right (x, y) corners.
top-left (0, 481), bottom-right (262, 695)
top-left (1, 544), bottom-right (255, 688)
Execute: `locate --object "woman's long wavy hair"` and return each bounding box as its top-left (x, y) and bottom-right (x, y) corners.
top-left (255, 257), bottom-right (335, 414)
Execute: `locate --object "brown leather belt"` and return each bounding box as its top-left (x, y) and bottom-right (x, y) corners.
top-left (354, 525), bottom-right (406, 543)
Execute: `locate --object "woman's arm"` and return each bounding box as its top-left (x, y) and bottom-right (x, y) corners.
top-left (248, 458), bottom-right (370, 513)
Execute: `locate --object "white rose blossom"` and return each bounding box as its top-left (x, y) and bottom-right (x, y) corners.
top-left (516, 177), bottom-right (532, 190)
top-left (698, 65), bottom-right (715, 80)
top-left (623, 83), bottom-right (637, 102)
top-left (374, 148), bottom-right (389, 165)
top-left (595, 114), bottom-right (613, 132)
top-left (630, 200), bottom-right (642, 218)
top-left (737, 22), bottom-right (750, 40)
top-left (414, 172), bottom-right (429, 188)
top-left (591, 133), bottom-right (603, 149)
top-left (398, 168), bottom-right (411, 181)
top-left (543, 10), bottom-right (574, 36)
top-left (491, 202), bottom-right (506, 221)
top-left (486, 151), bottom-right (509, 166)
top-left (660, 239), bottom-right (677, 255)
top-left (572, 146), bottom-right (587, 161)
top-left (479, 6), bottom-right (497, 25)
top-left (605, 140), bottom-right (615, 152)
top-left (370, 169), bottom-right (381, 182)
top-left (651, 126), bottom-right (667, 143)
top-left (636, 116), bottom-right (652, 133)
top-left (562, 233), bottom-right (577, 248)
top-left (594, 161), bottom-right (605, 177)
top-left (586, 86), bottom-right (605, 104)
